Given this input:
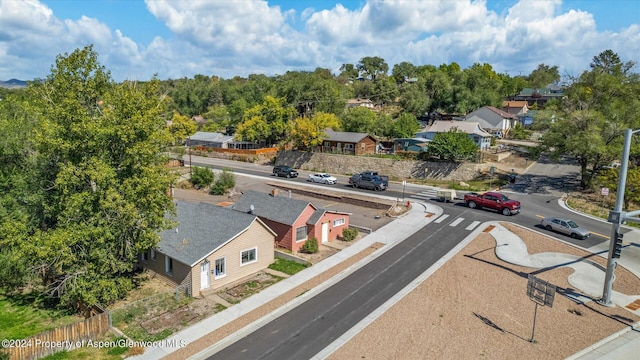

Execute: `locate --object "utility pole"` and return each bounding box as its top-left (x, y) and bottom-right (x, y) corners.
top-left (600, 128), bottom-right (640, 305)
top-left (188, 136), bottom-right (192, 174)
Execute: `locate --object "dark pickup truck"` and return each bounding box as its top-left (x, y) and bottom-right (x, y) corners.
top-left (358, 171), bottom-right (389, 187)
top-left (348, 174), bottom-right (387, 191)
top-left (463, 191), bottom-right (521, 216)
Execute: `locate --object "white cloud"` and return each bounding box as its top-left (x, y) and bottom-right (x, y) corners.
top-left (0, 0), bottom-right (638, 82)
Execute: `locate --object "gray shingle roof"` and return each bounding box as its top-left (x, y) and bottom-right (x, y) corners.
top-left (324, 130), bottom-right (371, 143)
top-left (158, 201), bottom-right (260, 266)
top-left (307, 209), bottom-right (325, 225)
top-left (231, 190), bottom-right (315, 226)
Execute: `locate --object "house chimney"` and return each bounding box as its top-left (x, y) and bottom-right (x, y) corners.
top-left (271, 189), bottom-right (279, 197)
top-left (249, 204), bottom-right (254, 214)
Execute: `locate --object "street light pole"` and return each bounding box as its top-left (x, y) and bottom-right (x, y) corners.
top-left (601, 128), bottom-right (639, 305)
top-left (188, 136), bottom-right (192, 174)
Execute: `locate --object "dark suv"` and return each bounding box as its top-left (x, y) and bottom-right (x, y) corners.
top-left (273, 165), bottom-right (298, 178)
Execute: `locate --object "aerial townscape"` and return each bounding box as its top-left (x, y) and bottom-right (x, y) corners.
top-left (0, 1), bottom-right (639, 360)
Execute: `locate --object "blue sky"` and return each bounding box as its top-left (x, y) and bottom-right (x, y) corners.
top-left (2, 0), bottom-right (639, 82)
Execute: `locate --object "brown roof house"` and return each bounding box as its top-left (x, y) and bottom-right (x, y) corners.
top-left (140, 200), bottom-right (276, 297)
top-left (502, 100), bottom-right (529, 116)
top-left (232, 190), bottom-right (351, 253)
top-left (464, 106), bottom-right (519, 139)
top-left (320, 129), bottom-right (377, 155)
top-left (415, 121), bottom-right (492, 150)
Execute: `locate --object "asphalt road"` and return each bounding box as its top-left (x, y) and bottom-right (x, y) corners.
top-left (207, 205), bottom-right (475, 360)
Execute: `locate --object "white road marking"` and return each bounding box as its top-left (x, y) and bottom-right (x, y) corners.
top-left (449, 218), bottom-right (464, 227)
top-left (434, 214), bottom-right (449, 223)
top-left (466, 221), bottom-right (481, 230)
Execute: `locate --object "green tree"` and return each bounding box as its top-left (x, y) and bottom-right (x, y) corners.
top-left (389, 113), bottom-right (420, 138)
top-left (0, 91), bottom-right (36, 292)
top-left (541, 50), bottom-right (640, 188)
top-left (235, 95), bottom-right (296, 146)
top-left (190, 166), bottom-right (215, 189)
top-left (342, 106), bottom-right (378, 133)
top-left (391, 61), bottom-right (418, 83)
top-left (168, 111), bottom-right (197, 144)
top-left (211, 168), bottom-right (236, 195)
top-left (426, 130), bottom-right (477, 162)
top-left (289, 112), bottom-right (340, 149)
top-left (398, 81), bottom-right (431, 118)
top-left (339, 63), bottom-right (359, 80)
top-left (597, 167), bottom-right (640, 210)
top-left (357, 56), bottom-right (389, 81)
top-left (527, 64), bottom-right (560, 88)
top-left (21, 46), bottom-right (176, 307)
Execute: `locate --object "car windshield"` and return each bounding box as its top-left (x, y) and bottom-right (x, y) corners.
top-left (567, 220), bottom-right (579, 228)
top-left (321, 174), bottom-right (330, 178)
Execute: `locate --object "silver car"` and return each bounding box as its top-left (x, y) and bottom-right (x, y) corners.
top-left (540, 217), bottom-right (591, 239)
top-left (307, 173), bottom-right (338, 185)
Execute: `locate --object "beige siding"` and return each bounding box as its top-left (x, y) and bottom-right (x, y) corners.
top-left (141, 251), bottom-right (190, 288)
top-left (197, 221), bottom-right (275, 294)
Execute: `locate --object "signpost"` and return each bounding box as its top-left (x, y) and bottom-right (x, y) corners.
top-left (601, 187), bottom-right (609, 208)
top-left (526, 275), bottom-right (556, 343)
top-left (489, 166), bottom-right (495, 189)
top-left (402, 180), bottom-right (406, 201)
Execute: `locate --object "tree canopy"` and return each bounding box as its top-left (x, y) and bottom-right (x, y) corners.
top-left (0, 46), bottom-right (177, 307)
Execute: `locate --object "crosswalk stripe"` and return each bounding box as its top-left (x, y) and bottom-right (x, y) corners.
top-left (434, 214), bottom-right (449, 223)
top-left (409, 190), bottom-right (439, 201)
top-left (449, 218), bottom-right (464, 227)
top-left (466, 221), bottom-right (481, 230)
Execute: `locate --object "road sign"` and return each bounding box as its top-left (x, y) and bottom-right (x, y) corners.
top-left (527, 275), bottom-right (556, 307)
top-left (526, 275), bottom-right (556, 343)
top-left (601, 187), bottom-right (609, 196)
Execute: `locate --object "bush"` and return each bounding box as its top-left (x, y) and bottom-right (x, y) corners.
top-left (217, 168), bottom-right (236, 189)
top-left (341, 227), bottom-right (358, 242)
top-left (209, 168), bottom-right (236, 195)
top-left (190, 166), bottom-right (214, 189)
top-left (301, 237), bottom-right (319, 254)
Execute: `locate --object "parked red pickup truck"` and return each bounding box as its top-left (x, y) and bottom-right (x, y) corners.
top-left (463, 191), bottom-right (521, 216)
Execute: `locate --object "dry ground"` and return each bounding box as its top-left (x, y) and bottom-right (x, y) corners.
top-left (328, 223), bottom-right (640, 360)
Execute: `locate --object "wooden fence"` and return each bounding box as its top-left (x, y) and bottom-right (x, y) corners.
top-left (2, 305), bottom-right (110, 360)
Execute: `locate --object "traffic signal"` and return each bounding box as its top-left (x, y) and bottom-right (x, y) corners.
top-left (613, 231), bottom-right (624, 259)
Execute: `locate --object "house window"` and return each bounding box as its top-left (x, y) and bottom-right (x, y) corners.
top-left (241, 248), bottom-right (257, 265)
top-left (324, 142), bottom-right (331, 148)
top-left (214, 257), bottom-right (226, 278)
top-left (165, 256), bottom-right (173, 276)
top-left (333, 218), bottom-right (345, 226)
top-left (295, 226), bottom-right (308, 242)
top-left (361, 143), bottom-right (365, 150)
top-left (151, 249), bottom-right (156, 261)
top-left (345, 144), bottom-right (354, 149)
top-left (141, 251), bottom-right (148, 262)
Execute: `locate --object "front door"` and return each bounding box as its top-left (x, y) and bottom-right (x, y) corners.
top-left (322, 222), bottom-right (329, 244)
top-left (201, 261), bottom-right (210, 290)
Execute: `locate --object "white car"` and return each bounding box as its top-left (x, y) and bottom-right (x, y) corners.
top-left (307, 173), bottom-right (338, 185)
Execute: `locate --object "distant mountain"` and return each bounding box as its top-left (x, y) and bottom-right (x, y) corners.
top-left (0, 79), bottom-right (28, 89)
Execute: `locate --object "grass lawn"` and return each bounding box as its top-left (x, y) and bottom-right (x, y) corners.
top-left (0, 293), bottom-right (81, 340)
top-left (268, 258), bottom-right (309, 275)
top-left (39, 335), bottom-right (142, 360)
